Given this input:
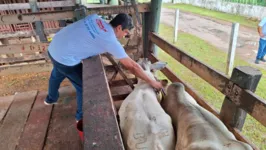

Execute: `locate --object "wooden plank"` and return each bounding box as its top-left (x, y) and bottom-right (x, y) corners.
top-left (149, 32), bottom-right (266, 127)
top-left (149, 32), bottom-right (229, 93)
top-left (0, 62), bottom-right (53, 75)
top-left (112, 94), bottom-right (129, 101)
top-left (0, 11), bottom-right (74, 25)
top-left (149, 54), bottom-right (258, 150)
top-left (0, 42), bottom-right (49, 55)
top-left (0, 43), bottom-right (137, 55)
top-left (43, 94), bottom-right (82, 150)
top-left (16, 91), bottom-right (53, 150)
top-left (0, 91), bottom-right (38, 150)
top-left (82, 55), bottom-right (124, 150)
top-left (0, 95), bottom-right (14, 123)
top-left (0, 4), bottom-right (150, 25)
top-left (0, 55), bottom-right (45, 64)
top-left (104, 53), bottom-right (134, 89)
top-left (0, 1), bottom-right (75, 11)
top-left (0, 28), bottom-right (61, 39)
top-left (109, 78), bottom-right (137, 87)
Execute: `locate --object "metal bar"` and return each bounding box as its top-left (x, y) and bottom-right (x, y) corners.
top-left (0, 4), bottom-right (150, 25)
top-left (148, 54), bottom-right (258, 150)
top-left (0, 1), bottom-right (75, 11)
top-left (149, 32), bottom-right (266, 127)
top-left (29, 0), bottom-right (48, 42)
top-left (82, 55), bottom-right (124, 150)
top-left (149, 0), bottom-right (162, 56)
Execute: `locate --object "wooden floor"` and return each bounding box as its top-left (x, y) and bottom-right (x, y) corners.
top-left (0, 81), bottom-right (132, 150)
top-left (0, 86), bottom-right (83, 150)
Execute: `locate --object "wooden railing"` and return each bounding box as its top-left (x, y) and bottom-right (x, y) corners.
top-left (149, 32), bottom-right (266, 150)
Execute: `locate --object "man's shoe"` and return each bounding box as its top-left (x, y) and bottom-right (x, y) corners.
top-left (259, 58), bottom-right (266, 62)
top-left (255, 59), bottom-right (260, 64)
top-left (44, 100), bottom-right (58, 105)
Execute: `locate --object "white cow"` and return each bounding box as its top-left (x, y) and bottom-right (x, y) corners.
top-left (118, 59), bottom-right (175, 150)
top-left (161, 82), bottom-right (252, 150)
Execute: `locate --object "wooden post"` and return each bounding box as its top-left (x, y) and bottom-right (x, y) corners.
top-left (226, 23), bottom-right (239, 75)
top-left (174, 9), bottom-right (179, 43)
top-left (29, 0), bottom-right (47, 42)
top-left (220, 66), bottom-right (262, 130)
top-left (149, 0), bottom-right (162, 56)
top-left (142, 12), bottom-right (151, 58)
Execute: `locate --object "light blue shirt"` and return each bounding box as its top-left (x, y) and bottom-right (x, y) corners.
top-left (48, 14), bottom-right (128, 66)
top-left (259, 17), bottom-right (266, 40)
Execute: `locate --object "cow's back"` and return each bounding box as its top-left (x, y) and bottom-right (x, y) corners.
top-left (163, 83), bottom-right (252, 150)
top-left (119, 87), bottom-right (175, 150)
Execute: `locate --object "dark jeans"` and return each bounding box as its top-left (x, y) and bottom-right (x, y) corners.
top-left (46, 52), bottom-right (83, 121)
top-left (256, 38), bottom-right (266, 60)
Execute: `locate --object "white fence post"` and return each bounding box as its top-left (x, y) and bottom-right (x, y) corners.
top-left (174, 9), bottom-right (179, 43)
top-left (226, 23), bottom-right (239, 75)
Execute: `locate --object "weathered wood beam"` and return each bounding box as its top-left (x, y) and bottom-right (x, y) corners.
top-left (0, 62), bottom-right (52, 75)
top-left (0, 4), bottom-right (150, 25)
top-left (0, 55), bottom-right (45, 64)
top-left (0, 28), bottom-right (61, 39)
top-left (0, 43), bottom-right (49, 54)
top-left (0, 42), bottom-right (138, 55)
top-left (82, 55), bottom-right (124, 150)
top-left (148, 54), bottom-right (258, 150)
top-left (149, 32), bottom-right (266, 127)
top-left (0, 1), bottom-right (75, 11)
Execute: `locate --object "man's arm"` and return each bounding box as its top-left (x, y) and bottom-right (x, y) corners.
top-left (119, 57), bottom-right (162, 89)
top-left (258, 17), bottom-right (266, 37)
top-left (258, 26), bottom-right (264, 38)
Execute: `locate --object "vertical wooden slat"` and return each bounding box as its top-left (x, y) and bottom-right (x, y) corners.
top-left (0, 91), bottom-right (38, 150)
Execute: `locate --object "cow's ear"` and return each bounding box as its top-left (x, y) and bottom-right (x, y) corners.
top-left (150, 61), bottom-right (167, 71)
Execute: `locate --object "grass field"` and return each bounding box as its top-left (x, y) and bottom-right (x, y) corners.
top-left (157, 23), bottom-right (266, 149)
top-left (163, 3), bottom-right (259, 28)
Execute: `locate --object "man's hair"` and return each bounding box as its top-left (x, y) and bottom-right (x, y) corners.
top-left (110, 13), bottom-right (134, 30)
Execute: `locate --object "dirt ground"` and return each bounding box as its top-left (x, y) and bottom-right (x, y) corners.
top-left (0, 72), bottom-right (71, 97)
top-left (160, 8), bottom-right (266, 69)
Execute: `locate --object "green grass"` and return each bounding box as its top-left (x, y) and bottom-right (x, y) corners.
top-left (224, 0), bottom-right (266, 6)
top-left (157, 23), bottom-right (266, 149)
top-left (163, 3), bottom-right (259, 28)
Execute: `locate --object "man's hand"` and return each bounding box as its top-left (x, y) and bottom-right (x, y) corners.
top-left (119, 57), bottom-right (163, 90)
top-left (150, 80), bottom-right (163, 90)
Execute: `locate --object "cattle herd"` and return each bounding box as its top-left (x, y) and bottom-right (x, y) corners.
top-left (118, 58), bottom-right (252, 150)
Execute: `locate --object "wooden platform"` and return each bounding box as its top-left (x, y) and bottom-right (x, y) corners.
top-left (0, 84), bottom-right (132, 150)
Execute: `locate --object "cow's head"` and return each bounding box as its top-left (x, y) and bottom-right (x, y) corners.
top-left (136, 58), bottom-right (168, 86)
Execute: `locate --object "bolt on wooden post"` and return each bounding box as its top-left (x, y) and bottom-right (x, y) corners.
top-left (220, 66), bottom-right (262, 130)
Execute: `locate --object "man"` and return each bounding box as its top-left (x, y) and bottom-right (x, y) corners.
top-left (44, 13), bottom-right (162, 122)
top-left (255, 17), bottom-right (266, 64)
